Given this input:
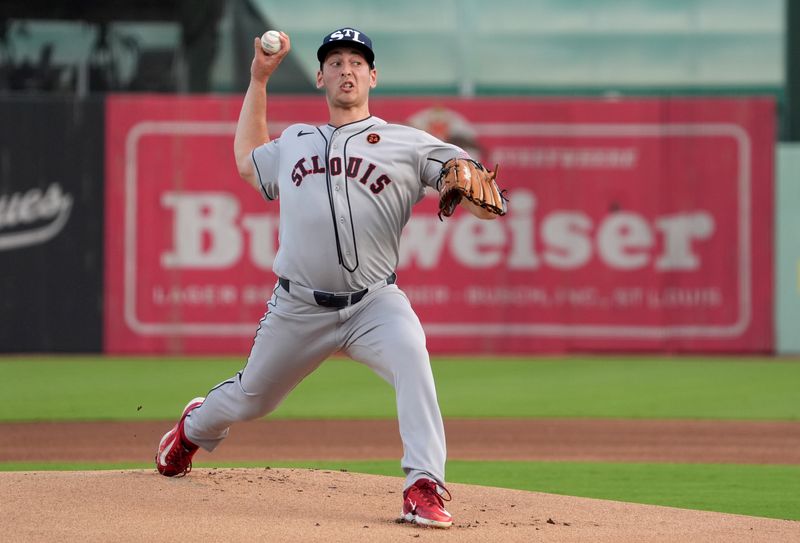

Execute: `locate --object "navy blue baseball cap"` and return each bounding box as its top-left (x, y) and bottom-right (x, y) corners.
top-left (317, 27), bottom-right (375, 68)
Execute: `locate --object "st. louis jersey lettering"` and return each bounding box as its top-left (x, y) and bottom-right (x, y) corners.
top-left (291, 154), bottom-right (393, 194)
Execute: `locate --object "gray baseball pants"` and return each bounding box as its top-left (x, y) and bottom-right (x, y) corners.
top-left (183, 280), bottom-right (447, 489)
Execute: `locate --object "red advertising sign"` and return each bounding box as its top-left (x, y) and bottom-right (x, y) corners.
top-left (105, 96), bottom-right (774, 354)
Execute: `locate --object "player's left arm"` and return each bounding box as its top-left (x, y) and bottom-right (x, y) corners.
top-left (418, 134), bottom-right (507, 220)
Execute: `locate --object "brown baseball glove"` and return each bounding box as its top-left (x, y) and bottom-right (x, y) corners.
top-left (437, 158), bottom-right (507, 219)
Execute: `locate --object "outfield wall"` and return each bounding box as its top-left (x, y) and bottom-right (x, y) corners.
top-left (103, 96), bottom-right (774, 354)
top-left (776, 144), bottom-right (800, 354)
top-left (0, 96), bottom-right (780, 354)
top-left (0, 97), bottom-right (104, 352)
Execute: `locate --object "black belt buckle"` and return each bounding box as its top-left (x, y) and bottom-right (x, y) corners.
top-left (314, 288), bottom-right (367, 308)
top-left (313, 291), bottom-right (340, 308)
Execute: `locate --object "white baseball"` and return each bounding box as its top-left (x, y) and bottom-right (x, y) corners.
top-left (260, 30), bottom-right (282, 55)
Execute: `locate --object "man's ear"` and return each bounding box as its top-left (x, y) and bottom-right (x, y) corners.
top-left (369, 68), bottom-right (377, 89)
top-left (316, 70), bottom-right (324, 89)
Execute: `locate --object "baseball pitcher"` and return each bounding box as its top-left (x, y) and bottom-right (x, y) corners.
top-left (156, 26), bottom-right (506, 529)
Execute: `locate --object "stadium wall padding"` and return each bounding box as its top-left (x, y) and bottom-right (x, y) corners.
top-left (0, 97), bottom-right (104, 352)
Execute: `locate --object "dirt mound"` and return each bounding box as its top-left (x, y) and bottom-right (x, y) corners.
top-left (2, 468), bottom-right (797, 542)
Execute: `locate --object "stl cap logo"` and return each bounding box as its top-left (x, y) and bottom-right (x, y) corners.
top-left (367, 133), bottom-right (380, 144)
top-left (329, 28), bottom-right (366, 45)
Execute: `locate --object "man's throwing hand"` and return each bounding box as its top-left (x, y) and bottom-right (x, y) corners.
top-left (251, 31), bottom-right (290, 82)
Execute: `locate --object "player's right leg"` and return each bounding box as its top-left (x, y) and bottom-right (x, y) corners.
top-left (156, 282), bottom-right (339, 474)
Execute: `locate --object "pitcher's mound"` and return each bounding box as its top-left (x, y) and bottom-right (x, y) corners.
top-left (2, 468), bottom-right (797, 542)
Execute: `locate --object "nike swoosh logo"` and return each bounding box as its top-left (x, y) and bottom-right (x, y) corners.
top-left (158, 433), bottom-right (176, 465)
top-left (297, 130), bottom-right (314, 137)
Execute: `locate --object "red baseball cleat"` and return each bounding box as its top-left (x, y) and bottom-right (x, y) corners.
top-left (155, 397), bottom-right (205, 477)
top-left (402, 478), bottom-right (453, 528)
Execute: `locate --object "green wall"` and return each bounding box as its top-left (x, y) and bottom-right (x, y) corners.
top-left (777, 144), bottom-right (800, 353)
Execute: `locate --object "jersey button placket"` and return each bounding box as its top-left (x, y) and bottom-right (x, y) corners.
top-left (329, 132), bottom-right (355, 269)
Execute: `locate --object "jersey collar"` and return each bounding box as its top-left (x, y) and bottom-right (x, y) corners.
top-left (326, 115), bottom-right (385, 132)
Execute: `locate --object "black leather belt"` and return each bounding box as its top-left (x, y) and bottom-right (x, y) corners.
top-left (279, 273), bottom-right (396, 308)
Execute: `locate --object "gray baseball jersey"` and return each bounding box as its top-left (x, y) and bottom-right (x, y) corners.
top-left (182, 115), bottom-right (465, 490)
top-left (252, 116), bottom-right (465, 291)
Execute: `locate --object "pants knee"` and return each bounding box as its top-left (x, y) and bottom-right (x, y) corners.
top-left (386, 344), bottom-right (433, 384)
top-left (234, 395), bottom-right (274, 421)
top-left (210, 378), bottom-right (280, 423)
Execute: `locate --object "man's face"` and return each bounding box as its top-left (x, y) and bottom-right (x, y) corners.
top-left (316, 47), bottom-right (377, 108)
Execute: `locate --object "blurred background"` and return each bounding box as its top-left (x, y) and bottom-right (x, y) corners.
top-left (1, 1), bottom-right (795, 117)
top-left (0, 0), bottom-right (798, 354)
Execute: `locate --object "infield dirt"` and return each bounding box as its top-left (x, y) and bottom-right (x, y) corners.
top-left (3, 468), bottom-right (799, 542)
top-left (2, 418), bottom-right (799, 542)
top-left (2, 418), bottom-right (799, 464)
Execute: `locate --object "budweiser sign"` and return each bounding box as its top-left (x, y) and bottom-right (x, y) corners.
top-left (160, 188), bottom-right (713, 272)
top-left (104, 96), bottom-right (773, 354)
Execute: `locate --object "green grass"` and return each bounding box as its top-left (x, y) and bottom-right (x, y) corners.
top-left (0, 356), bottom-right (798, 421)
top-left (3, 459), bottom-right (797, 521)
top-left (2, 355), bottom-right (798, 521)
